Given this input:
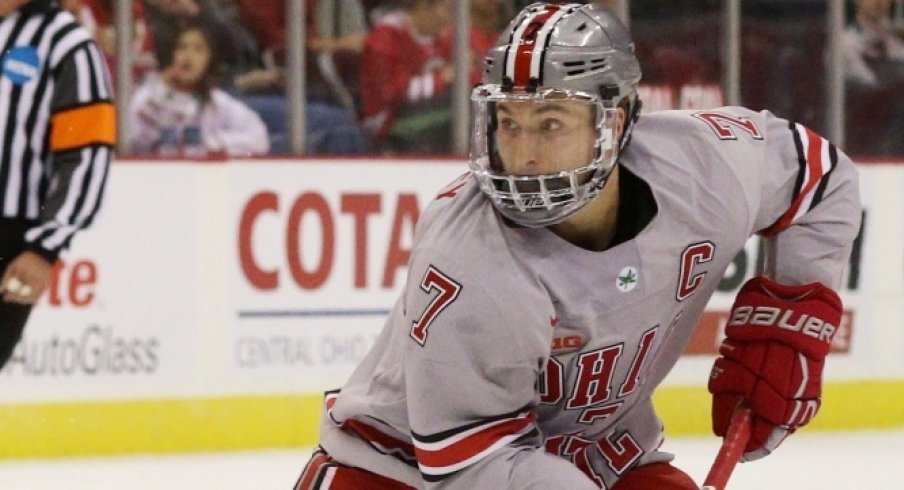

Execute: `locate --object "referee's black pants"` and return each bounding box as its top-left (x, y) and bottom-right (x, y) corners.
top-left (0, 221), bottom-right (35, 368)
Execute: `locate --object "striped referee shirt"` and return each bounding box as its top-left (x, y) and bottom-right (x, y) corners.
top-left (0, 0), bottom-right (115, 262)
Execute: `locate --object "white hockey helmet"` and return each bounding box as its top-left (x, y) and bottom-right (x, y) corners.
top-left (470, 2), bottom-right (642, 227)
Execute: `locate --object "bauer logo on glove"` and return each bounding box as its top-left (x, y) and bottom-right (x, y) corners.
top-left (727, 304), bottom-right (837, 345)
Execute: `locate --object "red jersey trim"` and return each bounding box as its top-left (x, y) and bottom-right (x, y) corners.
top-left (294, 449), bottom-right (333, 490)
top-left (412, 411), bottom-right (537, 477)
top-left (342, 419), bottom-right (418, 465)
top-left (505, 4), bottom-right (576, 87)
top-left (325, 392), bottom-right (418, 466)
top-left (762, 123), bottom-right (837, 237)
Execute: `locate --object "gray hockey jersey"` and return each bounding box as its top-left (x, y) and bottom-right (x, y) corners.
top-left (316, 107), bottom-right (862, 489)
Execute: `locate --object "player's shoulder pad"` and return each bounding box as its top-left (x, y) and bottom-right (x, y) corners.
top-left (411, 176), bottom-right (540, 310)
top-left (408, 178), bottom-right (550, 338)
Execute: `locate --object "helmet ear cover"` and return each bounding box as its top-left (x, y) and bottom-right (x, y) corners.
top-left (599, 85), bottom-right (621, 101)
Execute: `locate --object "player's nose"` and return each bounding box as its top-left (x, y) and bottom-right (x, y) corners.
top-left (507, 137), bottom-right (547, 176)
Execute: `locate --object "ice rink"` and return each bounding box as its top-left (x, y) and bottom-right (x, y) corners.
top-left (0, 429), bottom-right (900, 489)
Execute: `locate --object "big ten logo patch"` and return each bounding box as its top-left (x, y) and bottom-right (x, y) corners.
top-left (2, 46), bottom-right (41, 86)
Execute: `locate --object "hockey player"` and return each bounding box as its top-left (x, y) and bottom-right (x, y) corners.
top-left (294, 3), bottom-right (861, 489)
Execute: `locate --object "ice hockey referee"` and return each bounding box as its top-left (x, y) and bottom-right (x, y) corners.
top-left (0, 0), bottom-right (114, 368)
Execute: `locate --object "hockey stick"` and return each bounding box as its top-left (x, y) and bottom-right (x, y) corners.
top-left (700, 405), bottom-right (752, 490)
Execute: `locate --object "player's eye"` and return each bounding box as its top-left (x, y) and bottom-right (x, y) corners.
top-left (541, 118), bottom-right (563, 131)
top-left (499, 118), bottom-right (519, 132)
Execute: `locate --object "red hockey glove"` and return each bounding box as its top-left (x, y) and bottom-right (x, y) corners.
top-left (708, 276), bottom-right (842, 461)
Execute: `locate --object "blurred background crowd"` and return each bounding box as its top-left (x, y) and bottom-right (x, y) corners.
top-left (65, 0), bottom-right (904, 158)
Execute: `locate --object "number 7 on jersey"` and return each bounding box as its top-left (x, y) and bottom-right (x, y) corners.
top-left (410, 266), bottom-right (462, 346)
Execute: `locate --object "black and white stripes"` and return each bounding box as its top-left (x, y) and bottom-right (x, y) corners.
top-left (1, 4), bottom-right (113, 259)
top-left (762, 121), bottom-right (839, 237)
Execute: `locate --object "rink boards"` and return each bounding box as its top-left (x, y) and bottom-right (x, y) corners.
top-left (1, 159), bottom-right (901, 458)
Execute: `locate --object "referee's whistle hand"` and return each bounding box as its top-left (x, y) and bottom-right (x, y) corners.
top-left (1, 251), bottom-right (53, 305)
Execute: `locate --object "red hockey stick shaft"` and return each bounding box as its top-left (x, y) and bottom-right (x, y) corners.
top-left (701, 406), bottom-right (752, 490)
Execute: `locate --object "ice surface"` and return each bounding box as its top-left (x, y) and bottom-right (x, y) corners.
top-left (0, 429), bottom-right (900, 489)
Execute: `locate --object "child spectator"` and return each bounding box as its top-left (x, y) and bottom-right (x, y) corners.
top-left (129, 23), bottom-right (269, 156)
top-left (141, 0), bottom-right (201, 68)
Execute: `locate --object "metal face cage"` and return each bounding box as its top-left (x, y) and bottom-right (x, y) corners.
top-left (470, 85), bottom-right (618, 227)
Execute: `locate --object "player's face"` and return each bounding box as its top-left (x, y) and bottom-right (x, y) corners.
top-left (171, 30), bottom-right (212, 86)
top-left (494, 100), bottom-right (598, 176)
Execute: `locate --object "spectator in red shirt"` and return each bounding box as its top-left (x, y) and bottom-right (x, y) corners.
top-left (360, 0), bottom-right (455, 154)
